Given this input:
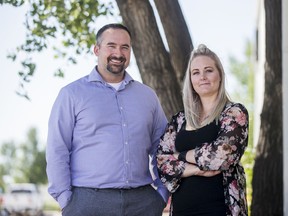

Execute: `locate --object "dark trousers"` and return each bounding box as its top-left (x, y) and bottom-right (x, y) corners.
top-left (62, 185), bottom-right (166, 216)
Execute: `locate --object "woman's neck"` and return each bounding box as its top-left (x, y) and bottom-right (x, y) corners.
top-left (200, 96), bottom-right (217, 119)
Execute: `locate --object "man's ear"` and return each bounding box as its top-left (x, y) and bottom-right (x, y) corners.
top-left (94, 44), bottom-right (99, 56)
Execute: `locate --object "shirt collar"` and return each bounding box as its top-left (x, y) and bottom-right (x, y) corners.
top-left (88, 66), bottom-right (134, 86)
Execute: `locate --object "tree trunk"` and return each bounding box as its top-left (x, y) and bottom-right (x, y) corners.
top-left (154, 0), bottom-right (193, 85)
top-left (115, 0), bottom-right (184, 118)
top-left (251, 0), bottom-right (283, 215)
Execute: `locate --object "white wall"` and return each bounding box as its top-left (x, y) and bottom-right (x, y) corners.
top-left (254, 0), bottom-right (265, 147)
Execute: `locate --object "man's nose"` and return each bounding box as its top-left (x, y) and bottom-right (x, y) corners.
top-left (113, 47), bottom-right (123, 56)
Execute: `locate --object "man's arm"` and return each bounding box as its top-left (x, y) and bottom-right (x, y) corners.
top-left (46, 88), bottom-right (75, 209)
top-left (150, 97), bottom-right (170, 202)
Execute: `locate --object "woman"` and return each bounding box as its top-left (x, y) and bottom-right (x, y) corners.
top-left (157, 44), bottom-right (248, 216)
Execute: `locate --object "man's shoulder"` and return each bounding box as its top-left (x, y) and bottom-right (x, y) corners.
top-left (130, 81), bottom-right (157, 94)
top-left (62, 75), bottom-right (89, 90)
top-left (56, 75), bottom-right (89, 99)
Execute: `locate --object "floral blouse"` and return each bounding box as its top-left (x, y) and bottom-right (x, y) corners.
top-left (157, 102), bottom-right (249, 216)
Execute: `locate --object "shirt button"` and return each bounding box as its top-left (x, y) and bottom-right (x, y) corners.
top-left (125, 141), bottom-right (128, 145)
top-left (123, 123), bottom-right (126, 127)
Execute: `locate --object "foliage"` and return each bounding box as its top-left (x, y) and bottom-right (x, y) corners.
top-left (0, 128), bottom-right (46, 190)
top-left (229, 40), bottom-right (255, 214)
top-left (0, 0), bottom-right (116, 99)
top-left (0, 141), bottom-right (17, 190)
top-left (229, 40), bottom-right (254, 108)
top-left (0, 0), bottom-right (24, 6)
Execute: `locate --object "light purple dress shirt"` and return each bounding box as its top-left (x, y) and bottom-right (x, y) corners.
top-left (46, 67), bottom-right (169, 209)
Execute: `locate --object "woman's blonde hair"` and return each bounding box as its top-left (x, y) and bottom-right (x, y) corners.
top-left (182, 44), bottom-right (230, 129)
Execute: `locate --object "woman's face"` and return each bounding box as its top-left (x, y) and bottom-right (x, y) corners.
top-left (190, 56), bottom-right (221, 98)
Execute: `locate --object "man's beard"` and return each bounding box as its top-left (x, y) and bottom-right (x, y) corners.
top-left (106, 56), bottom-right (126, 74)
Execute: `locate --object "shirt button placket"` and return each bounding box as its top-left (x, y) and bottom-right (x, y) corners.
top-left (118, 97), bottom-right (130, 186)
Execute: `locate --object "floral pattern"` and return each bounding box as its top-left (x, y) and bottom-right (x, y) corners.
top-left (157, 102), bottom-right (249, 216)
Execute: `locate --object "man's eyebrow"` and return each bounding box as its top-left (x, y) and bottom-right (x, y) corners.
top-left (105, 42), bottom-right (130, 48)
top-left (122, 44), bottom-right (130, 48)
top-left (106, 42), bottom-right (117, 46)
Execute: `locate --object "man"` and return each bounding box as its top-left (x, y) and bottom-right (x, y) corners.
top-left (46, 23), bottom-right (169, 216)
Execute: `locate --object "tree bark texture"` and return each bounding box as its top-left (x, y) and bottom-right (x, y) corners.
top-left (115, 0), bottom-right (184, 118)
top-left (154, 0), bottom-right (193, 85)
top-left (251, 0), bottom-right (283, 215)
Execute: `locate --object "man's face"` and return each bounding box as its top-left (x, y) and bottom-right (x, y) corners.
top-left (94, 28), bottom-right (131, 81)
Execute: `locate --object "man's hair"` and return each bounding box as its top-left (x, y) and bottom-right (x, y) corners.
top-left (96, 23), bottom-right (132, 45)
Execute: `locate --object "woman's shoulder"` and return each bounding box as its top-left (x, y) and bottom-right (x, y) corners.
top-left (168, 110), bottom-right (186, 129)
top-left (220, 102), bottom-right (249, 124)
top-left (173, 110), bottom-right (185, 118)
top-left (170, 110), bottom-right (185, 122)
top-left (223, 102), bottom-right (248, 114)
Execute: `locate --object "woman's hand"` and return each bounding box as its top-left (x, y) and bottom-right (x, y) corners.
top-left (182, 163), bottom-right (220, 178)
top-left (173, 153), bottom-right (179, 159)
top-left (174, 151), bottom-right (220, 177)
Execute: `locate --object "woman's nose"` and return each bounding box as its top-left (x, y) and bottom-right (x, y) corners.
top-left (200, 73), bottom-right (207, 80)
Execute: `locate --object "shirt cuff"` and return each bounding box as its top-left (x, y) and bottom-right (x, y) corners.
top-left (57, 190), bottom-right (73, 210)
top-left (157, 186), bottom-right (170, 203)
